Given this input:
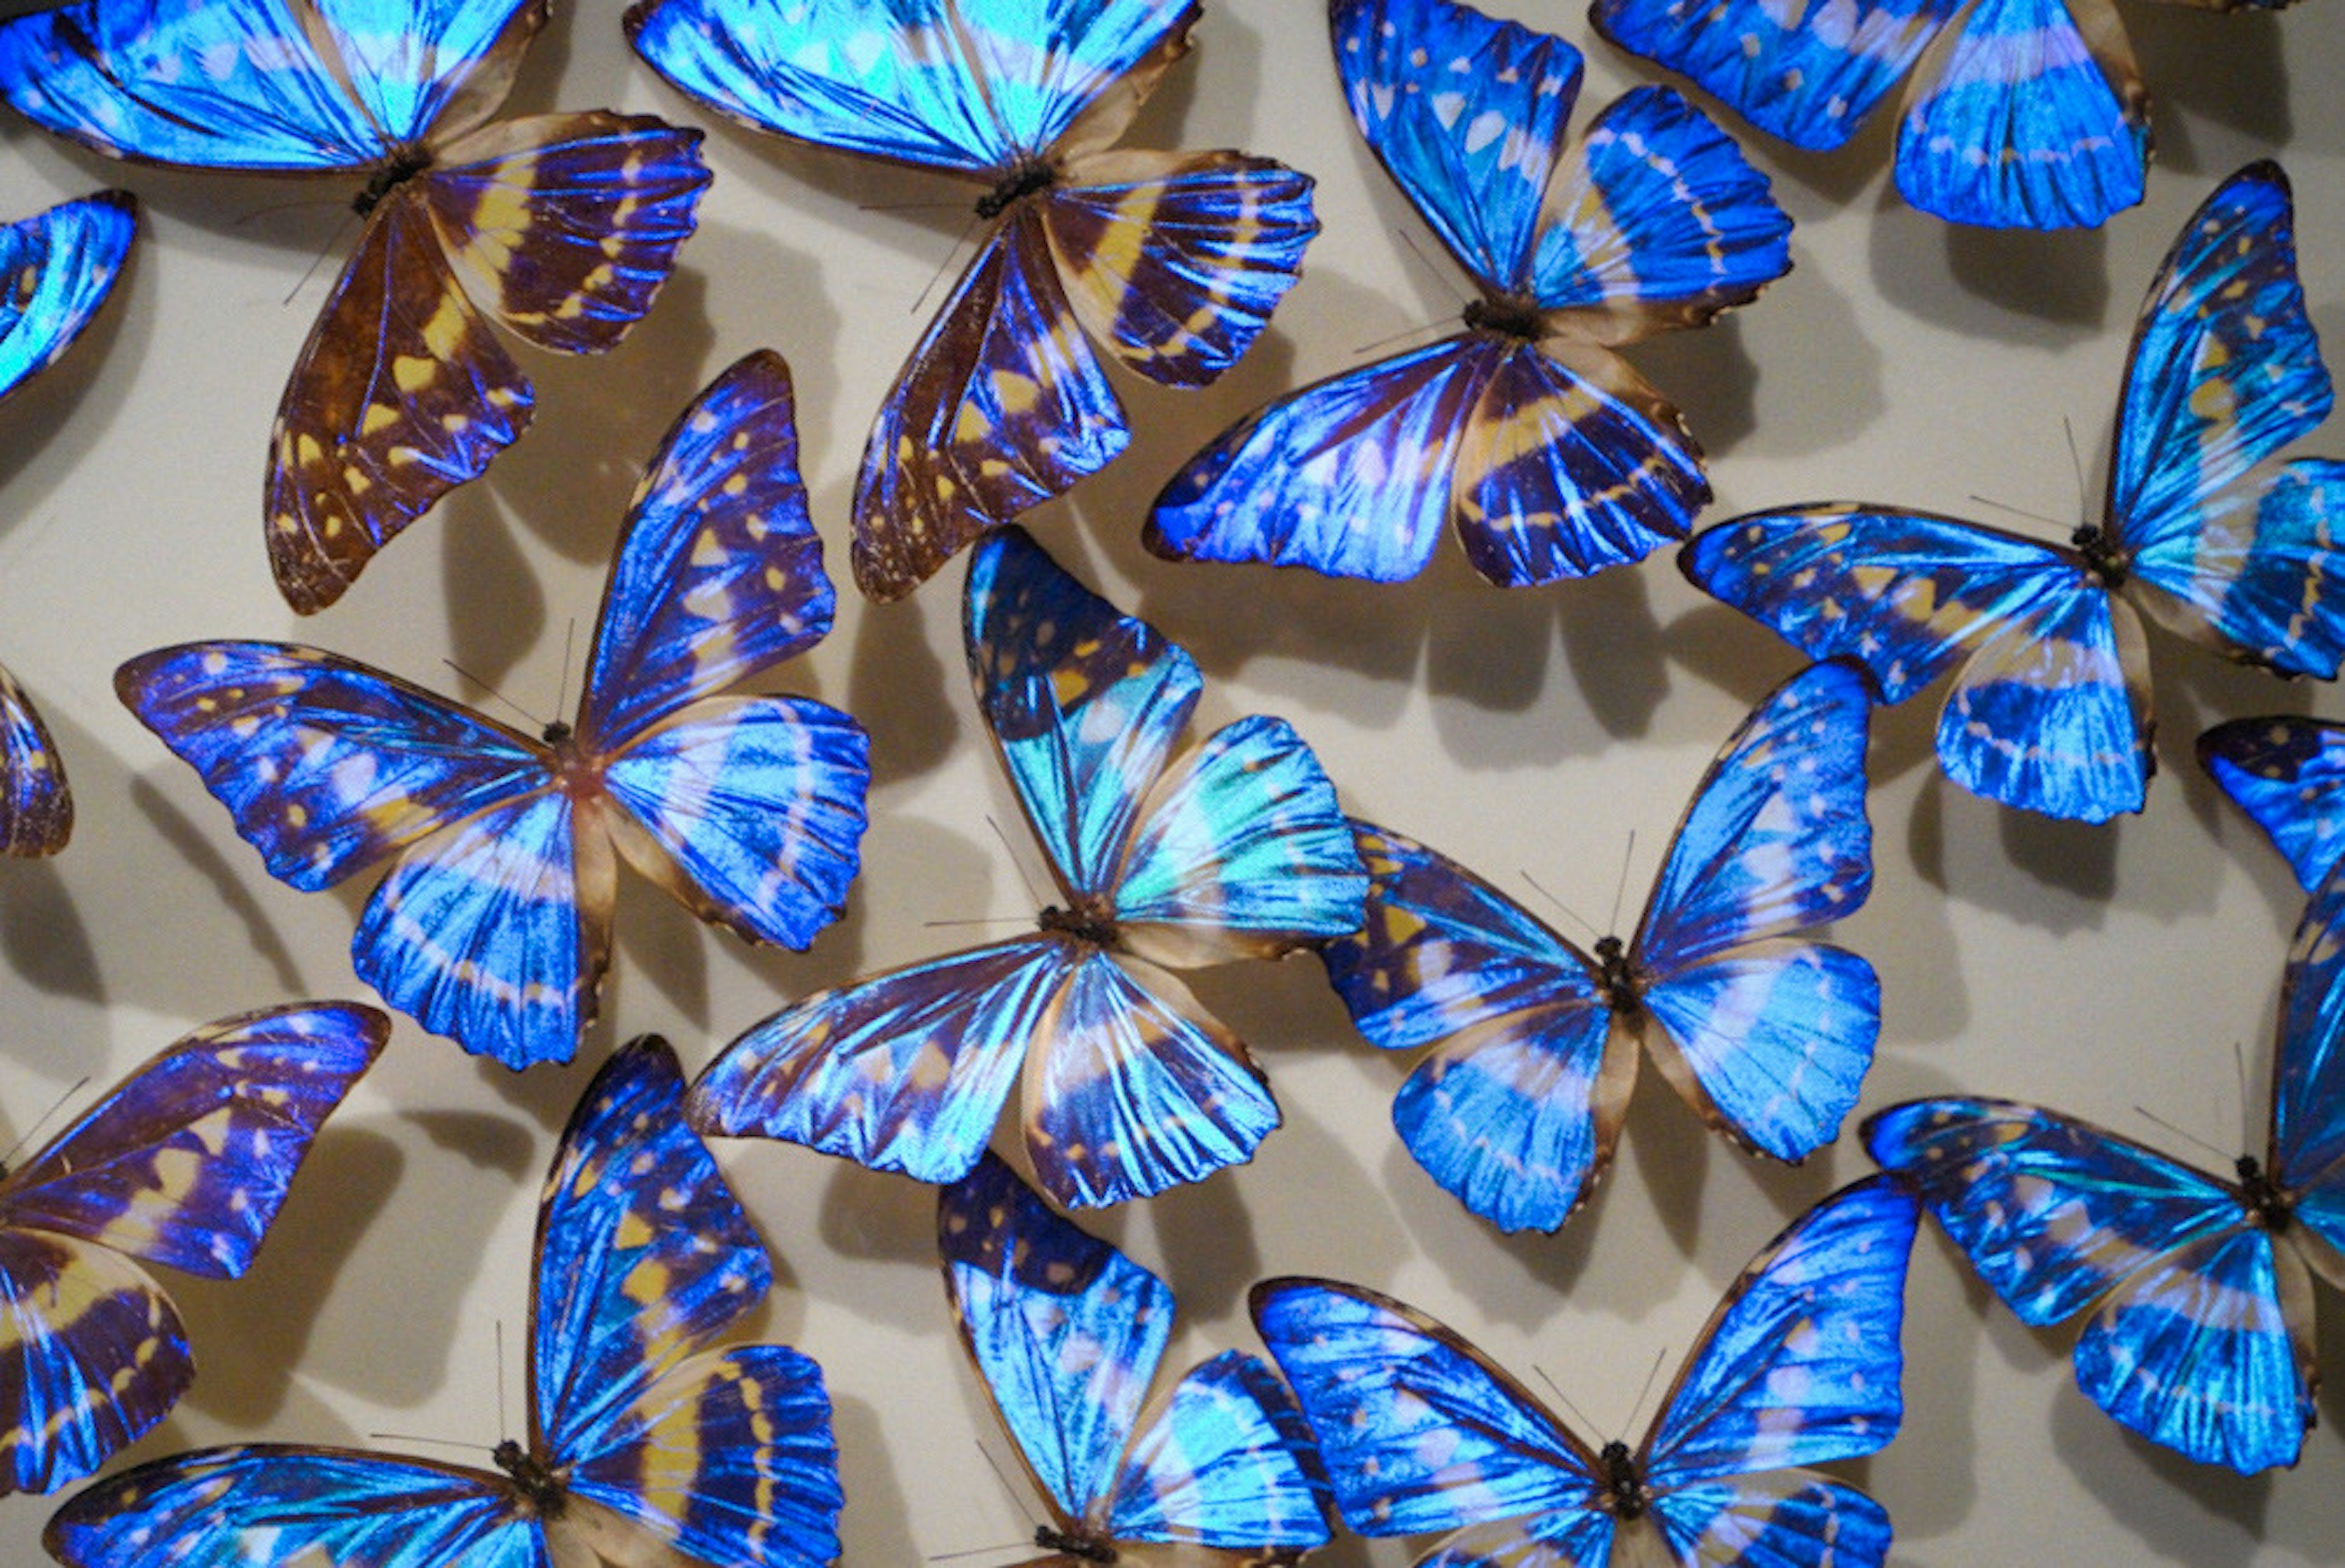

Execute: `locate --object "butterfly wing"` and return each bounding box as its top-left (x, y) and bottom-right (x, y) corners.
top-left (1894, 0), bottom-right (2148, 228)
top-left (2274, 880), bottom-right (2345, 1271)
top-left (1588, 0), bottom-right (1959, 155)
top-left (2198, 715), bottom-right (2345, 895)
top-left (1866, 1097), bottom-right (2307, 1471)
top-left (539, 1038), bottom-right (841, 1567)
top-left (2110, 164), bottom-right (2345, 676)
top-left (1320, 821), bottom-right (1631, 1234)
top-left (1631, 660), bottom-right (1878, 1163)
top-left (1682, 506), bottom-right (2150, 821)
top-left (0, 191), bottom-right (134, 406)
top-left (0, 1002), bottom-right (385, 1494)
top-left (574, 351), bottom-right (870, 949)
top-left (1104, 1351), bottom-right (1332, 1555)
top-left (0, 661), bottom-right (71, 857)
top-left (43, 1446), bottom-right (547, 1568)
top-left (1249, 1278), bottom-right (1604, 1541)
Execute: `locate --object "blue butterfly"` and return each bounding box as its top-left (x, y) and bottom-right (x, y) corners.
top-left (0, 0), bottom-right (710, 613)
top-left (1866, 872), bottom-right (2345, 1471)
top-left (0, 189), bottom-right (134, 407)
top-left (1144, 0), bottom-right (1791, 589)
top-left (686, 524), bottom-right (1369, 1208)
top-left (1322, 659), bottom-right (1878, 1233)
top-left (1589, 0), bottom-right (2248, 229)
top-left (1682, 162), bottom-right (2345, 824)
top-left (939, 1152), bottom-right (1331, 1564)
top-left (116, 352), bottom-right (871, 1069)
top-left (627, 0), bottom-right (1317, 603)
top-left (1252, 1177), bottom-right (1920, 1568)
top-left (43, 1035), bottom-right (845, 1567)
top-left (2200, 714), bottom-right (2345, 899)
top-left (0, 1001), bottom-right (384, 1497)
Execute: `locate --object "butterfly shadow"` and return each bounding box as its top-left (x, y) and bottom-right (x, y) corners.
top-left (831, 1391), bottom-right (920, 1568)
top-left (125, 775), bottom-right (308, 1003)
top-left (808, 1158), bottom-right (963, 1332)
top-left (846, 588), bottom-right (966, 791)
top-left (2128, 8), bottom-right (2307, 172)
top-left (163, 1123), bottom-right (405, 1431)
top-left (1869, 199), bottom-right (2110, 344)
top-left (2049, 1366), bottom-right (2284, 1562)
top-left (1689, 251), bottom-right (1888, 462)
top-left (0, 245), bottom-right (144, 509)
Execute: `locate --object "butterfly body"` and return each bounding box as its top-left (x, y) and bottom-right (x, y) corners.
top-left (120, 352), bottom-right (872, 1069)
top-left (1683, 162), bottom-right (2345, 823)
top-left (1322, 658), bottom-right (1878, 1233)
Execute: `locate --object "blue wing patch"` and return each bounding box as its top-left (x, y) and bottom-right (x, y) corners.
top-left (0, 191), bottom-right (134, 406)
top-left (0, 661), bottom-right (73, 857)
top-left (2203, 715), bottom-right (2345, 895)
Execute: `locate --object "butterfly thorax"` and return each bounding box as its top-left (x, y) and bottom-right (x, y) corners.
top-left (1596, 1440), bottom-right (1650, 1521)
top-left (978, 159), bottom-right (1059, 220)
top-left (2237, 1154), bottom-right (2296, 1233)
top-left (1039, 902), bottom-right (1120, 949)
top-left (2070, 523), bottom-right (2130, 589)
top-left (355, 147), bottom-right (434, 216)
top-left (1463, 294), bottom-right (1545, 343)
top-left (1033, 1523), bottom-right (1116, 1564)
top-left (493, 1439), bottom-right (569, 1520)
top-left (1593, 935), bottom-right (1642, 1012)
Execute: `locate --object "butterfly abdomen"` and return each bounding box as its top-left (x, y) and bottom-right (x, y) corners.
top-left (355, 149), bottom-right (434, 216)
top-left (1598, 1439), bottom-right (1650, 1521)
top-left (1034, 1523), bottom-right (1118, 1563)
top-left (493, 1434), bottom-right (569, 1520)
top-left (2070, 523), bottom-right (2131, 589)
top-left (2236, 1155), bottom-right (2295, 1234)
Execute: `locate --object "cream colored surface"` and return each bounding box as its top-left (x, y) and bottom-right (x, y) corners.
top-left (0, 1), bottom-right (2341, 1563)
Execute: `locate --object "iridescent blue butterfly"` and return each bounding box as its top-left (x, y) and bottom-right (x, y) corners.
top-left (0, 1001), bottom-right (385, 1496)
top-left (43, 1035), bottom-right (845, 1567)
top-left (0, 189), bottom-right (134, 407)
top-left (1252, 1177), bottom-right (1920, 1568)
top-left (1323, 659), bottom-right (1877, 1233)
top-left (2200, 715), bottom-right (2345, 898)
top-left (117, 352), bottom-right (871, 1070)
top-left (1682, 162), bottom-right (2345, 824)
top-left (687, 524), bottom-right (1368, 1208)
top-left (628, 0), bottom-right (1317, 603)
top-left (1589, 0), bottom-right (2264, 229)
top-left (0, 0), bottom-right (710, 612)
top-left (939, 1152), bottom-right (1330, 1565)
top-left (1866, 871), bottom-right (2345, 1471)
top-left (1145, 0), bottom-right (1791, 589)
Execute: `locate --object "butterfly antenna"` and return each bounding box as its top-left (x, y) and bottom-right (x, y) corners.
top-left (1532, 1366), bottom-right (1603, 1434)
top-left (1619, 1346), bottom-right (1670, 1437)
top-left (1520, 869), bottom-right (1603, 943)
top-left (496, 1319), bottom-right (512, 1446)
top-left (926, 1546), bottom-right (1033, 1563)
top-left (984, 815), bottom-right (1049, 909)
top-left (443, 658), bottom-right (551, 733)
top-left (2236, 1039), bottom-right (2255, 1150)
top-left (2062, 416), bottom-right (2092, 524)
top-left (975, 1440), bottom-right (1044, 1529)
top-left (371, 1432), bottom-right (498, 1456)
top-left (1394, 228), bottom-right (1469, 307)
top-left (1351, 316), bottom-right (1458, 357)
top-left (0, 1075), bottom-right (88, 1173)
top-left (553, 619), bottom-right (578, 726)
top-left (2134, 1106), bottom-right (2233, 1163)
top-left (1607, 832), bottom-right (1638, 939)
top-left (234, 195), bottom-right (346, 227)
top-left (281, 211), bottom-right (360, 307)
top-left (911, 214), bottom-right (984, 319)
top-left (925, 916), bottom-right (1036, 929)
top-left (1966, 495), bottom-right (2069, 533)
top-left (860, 198), bottom-right (976, 214)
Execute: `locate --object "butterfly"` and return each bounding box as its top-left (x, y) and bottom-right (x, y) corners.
top-left (0, 0), bottom-right (711, 614)
top-left (2200, 714), bottom-right (2345, 899)
top-left (43, 1034), bottom-right (846, 1567)
top-left (1681, 162), bottom-right (2345, 825)
top-left (626, 0), bottom-right (1318, 603)
top-left (939, 1151), bottom-right (1331, 1566)
top-left (0, 189), bottom-right (134, 407)
top-left (686, 524), bottom-right (1368, 1208)
top-left (0, 1000), bottom-right (385, 1496)
top-left (1252, 1176), bottom-right (1921, 1568)
top-left (1146, 0), bottom-right (1792, 589)
top-left (1322, 659), bottom-right (1878, 1233)
top-left (1865, 863), bottom-right (2345, 1472)
top-left (116, 350), bottom-right (872, 1070)
top-left (1588, 0), bottom-right (2261, 229)
top-left (0, 659), bottom-right (73, 857)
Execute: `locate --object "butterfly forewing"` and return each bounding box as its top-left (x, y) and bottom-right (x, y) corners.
top-left (0, 191), bottom-right (135, 405)
top-left (0, 663), bottom-right (71, 857)
top-left (295, 0), bottom-right (545, 148)
top-left (1103, 1350), bottom-right (1331, 1552)
top-left (2274, 883), bottom-right (2345, 1264)
top-left (2200, 714), bottom-right (2345, 895)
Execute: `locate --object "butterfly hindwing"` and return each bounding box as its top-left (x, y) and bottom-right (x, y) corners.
top-left (0, 662), bottom-right (71, 857)
top-left (0, 191), bottom-right (135, 406)
top-left (2201, 714), bottom-right (2345, 895)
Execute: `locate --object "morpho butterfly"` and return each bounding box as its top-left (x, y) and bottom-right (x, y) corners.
top-left (1322, 659), bottom-right (1878, 1233)
top-left (43, 1034), bottom-right (846, 1567)
top-left (627, 0), bottom-right (1317, 603)
top-left (0, 189), bottom-right (134, 407)
top-left (1682, 162), bottom-right (2345, 825)
top-left (116, 351), bottom-right (871, 1070)
top-left (0, 0), bottom-right (711, 613)
top-left (1865, 884), bottom-right (2345, 1473)
top-left (1147, 0), bottom-right (1792, 589)
top-left (1252, 1177), bottom-right (1921, 1568)
top-left (0, 1000), bottom-right (385, 1496)
top-left (937, 1152), bottom-right (1331, 1565)
top-left (686, 524), bottom-right (1369, 1208)
top-left (1588, 0), bottom-right (2274, 230)
top-left (2200, 714), bottom-right (2345, 898)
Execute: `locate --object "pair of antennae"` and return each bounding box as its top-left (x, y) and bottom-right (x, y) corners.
top-left (443, 621), bottom-right (579, 735)
top-left (1521, 830), bottom-right (1639, 945)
